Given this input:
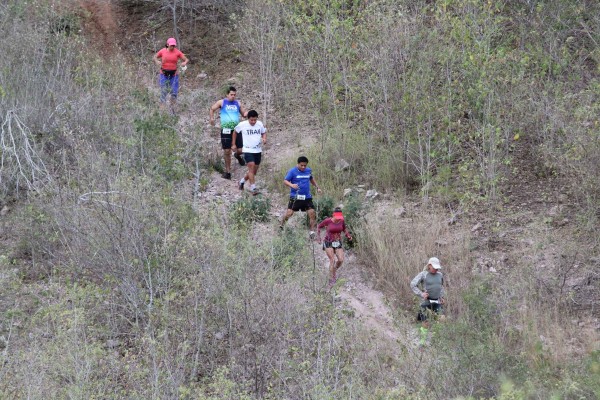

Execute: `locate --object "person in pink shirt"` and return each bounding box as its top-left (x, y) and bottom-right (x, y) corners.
top-left (153, 38), bottom-right (188, 111)
top-left (316, 207), bottom-right (352, 288)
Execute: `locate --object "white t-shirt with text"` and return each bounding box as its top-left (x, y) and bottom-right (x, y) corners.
top-left (235, 120), bottom-right (267, 153)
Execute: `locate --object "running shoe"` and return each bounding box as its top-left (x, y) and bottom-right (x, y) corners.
top-left (328, 277), bottom-right (337, 289)
top-left (238, 180), bottom-right (245, 191)
top-left (222, 172), bottom-right (231, 180)
top-left (309, 231), bottom-right (316, 239)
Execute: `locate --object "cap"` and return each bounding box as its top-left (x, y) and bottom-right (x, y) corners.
top-left (166, 38), bottom-right (177, 46)
top-left (427, 257), bottom-right (442, 270)
top-left (332, 207), bottom-right (344, 220)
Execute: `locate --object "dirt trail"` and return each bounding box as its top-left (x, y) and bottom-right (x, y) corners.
top-left (186, 118), bottom-right (409, 347)
top-left (78, 0), bottom-right (119, 54)
top-left (79, 0), bottom-right (413, 351)
top-left (324, 251), bottom-right (403, 342)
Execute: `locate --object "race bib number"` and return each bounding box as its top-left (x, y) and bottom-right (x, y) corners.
top-left (296, 194), bottom-right (306, 200)
top-left (331, 241), bottom-right (341, 248)
top-left (222, 128), bottom-right (231, 135)
top-left (429, 299), bottom-right (440, 304)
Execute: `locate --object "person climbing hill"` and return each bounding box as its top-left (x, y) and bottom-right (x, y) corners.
top-left (232, 110), bottom-right (267, 195)
top-left (209, 86), bottom-right (248, 179)
top-left (317, 207), bottom-right (352, 288)
top-left (153, 37), bottom-right (188, 112)
top-left (279, 156), bottom-right (321, 237)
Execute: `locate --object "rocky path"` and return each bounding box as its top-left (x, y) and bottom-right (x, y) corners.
top-left (103, 23), bottom-right (417, 350)
top-left (173, 88), bottom-right (419, 353)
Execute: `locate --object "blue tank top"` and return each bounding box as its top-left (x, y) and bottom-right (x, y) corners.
top-left (220, 99), bottom-right (241, 130)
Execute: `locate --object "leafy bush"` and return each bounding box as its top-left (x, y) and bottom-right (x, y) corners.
top-left (431, 281), bottom-right (527, 398)
top-left (133, 113), bottom-right (187, 181)
top-left (312, 195), bottom-right (335, 223)
top-left (229, 195), bottom-right (271, 226)
top-left (270, 228), bottom-right (309, 273)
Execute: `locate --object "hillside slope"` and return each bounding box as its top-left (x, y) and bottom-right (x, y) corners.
top-left (0, 0), bottom-right (598, 398)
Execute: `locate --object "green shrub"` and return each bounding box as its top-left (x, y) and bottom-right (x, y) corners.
top-left (229, 195), bottom-right (271, 226)
top-left (270, 228), bottom-right (309, 273)
top-left (431, 280), bottom-right (528, 398)
top-left (312, 195), bottom-right (335, 223)
top-left (133, 113), bottom-right (188, 181)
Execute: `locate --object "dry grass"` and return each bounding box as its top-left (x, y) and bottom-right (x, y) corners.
top-left (358, 202), bottom-right (472, 317)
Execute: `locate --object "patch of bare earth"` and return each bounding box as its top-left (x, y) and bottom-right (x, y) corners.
top-left (78, 0), bottom-right (120, 54)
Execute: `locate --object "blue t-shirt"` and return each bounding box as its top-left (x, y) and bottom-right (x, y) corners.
top-left (220, 99), bottom-right (241, 129)
top-left (285, 166), bottom-right (313, 199)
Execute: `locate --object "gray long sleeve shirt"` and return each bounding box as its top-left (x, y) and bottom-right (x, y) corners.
top-left (410, 270), bottom-right (445, 300)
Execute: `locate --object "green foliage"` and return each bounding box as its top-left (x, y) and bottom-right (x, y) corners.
top-left (50, 13), bottom-right (81, 37)
top-left (312, 195), bottom-right (335, 222)
top-left (133, 113), bottom-right (188, 181)
top-left (2, 0), bottom-right (600, 398)
top-left (271, 227), bottom-right (308, 272)
top-left (197, 366), bottom-right (253, 400)
top-left (249, 0), bottom-right (600, 211)
top-left (306, 126), bottom-right (407, 193)
top-left (432, 280), bottom-right (527, 397)
top-left (341, 192), bottom-right (364, 229)
top-left (341, 193), bottom-right (365, 248)
top-left (229, 194), bottom-right (271, 226)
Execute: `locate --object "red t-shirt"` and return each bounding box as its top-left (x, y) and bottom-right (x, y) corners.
top-left (155, 48), bottom-right (185, 71)
top-left (317, 218), bottom-right (347, 242)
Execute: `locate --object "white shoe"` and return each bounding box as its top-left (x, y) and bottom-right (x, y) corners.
top-left (309, 231), bottom-right (316, 239)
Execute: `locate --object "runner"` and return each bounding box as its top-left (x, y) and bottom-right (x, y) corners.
top-left (317, 207), bottom-right (352, 288)
top-left (153, 38), bottom-right (188, 112)
top-left (232, 110), bottom-right (267, 194)
top-left (279, 156), bottom-right (322, 237)
top-left (209, 87), bottom-right (248, 179)
top-left (410, 257), bottom-right (446, 327)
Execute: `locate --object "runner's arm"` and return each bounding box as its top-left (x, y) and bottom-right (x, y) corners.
top-left (343, 222), bottom-right (352, 240)
top-left (284, 179), bottom-right (299, 190)
top-left (410, 271), bottom-right (427, 297)
top-left (231, 131), bottom-right (238, 150)
top-left (316, 219), bottom-right (329, 241)
top-left (179, 53), bottom-right (189, 67)
top-left (209, 100), bottom-right (223, 126)
top-left (238, 103), bottom-right (248, 119)
top-left (309, 177), bottom-right (321, 193)
top-left (153, 52), bottom-right (162, 68)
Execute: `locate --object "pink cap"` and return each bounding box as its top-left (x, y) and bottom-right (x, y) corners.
top-left (166, 38), bottom-right (177, 46)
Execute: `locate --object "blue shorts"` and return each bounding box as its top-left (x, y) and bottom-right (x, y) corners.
top-left (159, 74), bottom-right (180, 102)
top-left (243, 152), bottom-right (262, 165)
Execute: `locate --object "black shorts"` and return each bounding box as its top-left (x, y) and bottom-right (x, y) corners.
top-left (417, 300), bottom-right (443, 321)
top-left (322, 240), bottom-right (343, 250)
top-left (287, 197), bottom-right (314, 212)
top-left (243, 152), bottom-right (262, 165)
top-left (221, 129), bottom-right (243, 149)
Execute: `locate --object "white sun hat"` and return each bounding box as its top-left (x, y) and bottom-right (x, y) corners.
top-left (427, 257), bottom-right (442, 270)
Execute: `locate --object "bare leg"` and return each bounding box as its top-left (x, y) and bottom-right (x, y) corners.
top-left (334, 248), bottom-right (345, 271)
top-left (307, 209), bottom-right (317, 231)
top-left (325, 247), bottom-right (336, 283)
top-left (223, 148), bottom-right (232, 173)
top-left (280, 209), bottom-right (294, 227)
top-left (247, 162), bottom-right (257, 186)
